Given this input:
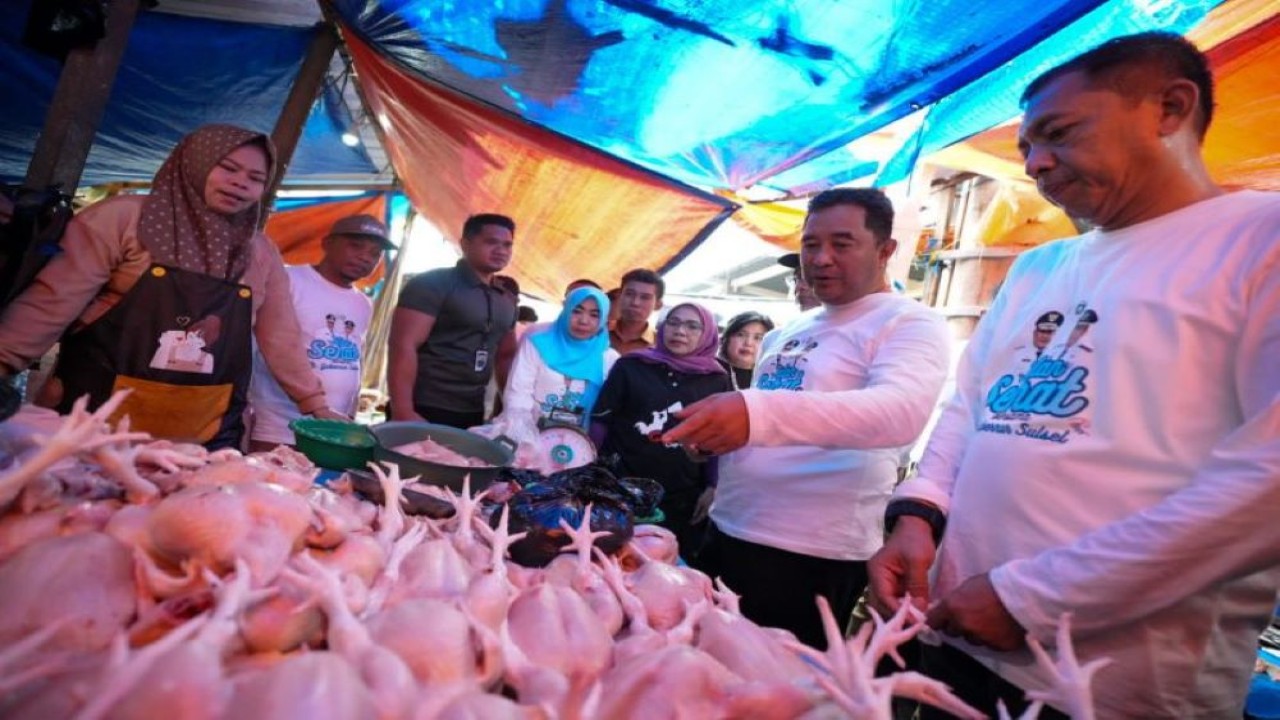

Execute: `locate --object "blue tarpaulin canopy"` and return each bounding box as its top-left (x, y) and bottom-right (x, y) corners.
top-left (0, 6), bottom-right (377, 186)
top-left (0, 1), bottom-right (1236, 195)
top-left (330, 0), bottom-right (1222, 193)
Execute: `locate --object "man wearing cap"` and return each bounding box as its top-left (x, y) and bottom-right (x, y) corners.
top-left (248, 214), bottom-right (390, 451)
top-left (779, 252), bottom-right (820, 311)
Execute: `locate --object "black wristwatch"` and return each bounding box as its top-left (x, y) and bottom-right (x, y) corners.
top-left (884, 499), bottom-right (947, 545)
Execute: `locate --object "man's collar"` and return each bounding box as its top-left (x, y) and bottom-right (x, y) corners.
top-left (609, 319), bottom-right (653, 343)
top-left (454, 259), bottom-right (488, 289)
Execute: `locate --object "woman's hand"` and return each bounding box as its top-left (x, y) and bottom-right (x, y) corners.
top-left (310, 407), bottom-right (350, 421)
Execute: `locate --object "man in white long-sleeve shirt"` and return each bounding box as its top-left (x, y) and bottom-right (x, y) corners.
top-left (664, 188), bottom-right (949, 648)
top-left (868, 32), bottom-right (1280, 719)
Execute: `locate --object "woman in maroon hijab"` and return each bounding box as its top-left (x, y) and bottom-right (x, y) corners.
top-left (0, 125), bottom-right (337, 448)
top-left (591, 302), bottom-right (732, 557)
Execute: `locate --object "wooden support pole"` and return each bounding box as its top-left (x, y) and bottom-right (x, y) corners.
top-left (24, 0), bottom-right (143, 192)
top-left (266, 22), bottom-right (339, 204)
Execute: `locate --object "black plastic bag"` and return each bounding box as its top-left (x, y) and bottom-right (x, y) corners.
top-left (497, 463), bottom-right (657, 567)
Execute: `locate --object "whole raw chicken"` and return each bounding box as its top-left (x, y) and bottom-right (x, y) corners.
top-left (0, 394), bottom-right (1107, 719)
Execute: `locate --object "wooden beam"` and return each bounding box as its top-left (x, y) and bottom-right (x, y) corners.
top-left (24, 0), bottom-right (143, 192)
top-left (266, 21), bottom-right (339, 203)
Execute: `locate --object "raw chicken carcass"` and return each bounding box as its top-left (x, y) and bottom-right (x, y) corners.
top-left (0, 532), bottom-right (135, 652)
top-left (391, 438), bottom-right (493, 468)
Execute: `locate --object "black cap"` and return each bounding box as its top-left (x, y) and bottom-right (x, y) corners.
top-left (777, 252), bottom-right (800, 269)
top-left (1035, 311), bottom-right (1064, 331)
top-left (1077, 309), bottom-right (1098, 325)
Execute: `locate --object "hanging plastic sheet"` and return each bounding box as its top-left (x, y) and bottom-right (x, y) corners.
top-left (873, 0), bottom-right (1222, 187)
top-left (264, 194), bottom-right (390, 289)
top-left (969, 181), bottom-right (1077, 247)
top-left (342, 30), bottom-right (736, 300)
top-left (0, 9), bottom-right (376, 186)
top-left (923, 4), bottom-right (1280, 192)
top-left (717, 191), bottom-right (806, 251)
top-left (332, 0), bottom-right (1119, 190)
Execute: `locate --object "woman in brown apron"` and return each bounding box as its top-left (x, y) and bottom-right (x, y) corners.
top-left (0, 125), bottom-right (337, 449)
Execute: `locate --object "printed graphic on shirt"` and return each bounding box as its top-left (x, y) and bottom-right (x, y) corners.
top-left (149, 314), bottom-right (220, 374)
top-left (756, 337), bottom-right (819, 391)
top-left (309, 312), bottom-right (362, 372)
top-left (540, 381), bottom-right (588, 427)
top-left (981, 303), bottom-right (1099, 444)
top-left (634, 401), bottom-right (684, 446)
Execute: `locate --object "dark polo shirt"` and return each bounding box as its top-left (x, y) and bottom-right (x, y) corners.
top-left (397, 260), bottom-right (516, 413)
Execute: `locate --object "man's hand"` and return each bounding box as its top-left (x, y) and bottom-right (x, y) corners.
top-left (660, 392), bottom-right (748, 455)
top-left (692, 485), bottom-right (715, 524)
top-left (868, 515), bottom-right (936, 616)
top-left (311, 407), bottom-right (350, 421)
top-left (926, 573), bottom-right (1027, 651)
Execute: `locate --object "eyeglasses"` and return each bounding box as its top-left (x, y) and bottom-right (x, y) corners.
top-left (664, 318), bottom-right (703, 333)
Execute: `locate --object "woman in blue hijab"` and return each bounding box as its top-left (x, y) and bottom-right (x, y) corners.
top-left (499, 286), bottom-right (618, 437)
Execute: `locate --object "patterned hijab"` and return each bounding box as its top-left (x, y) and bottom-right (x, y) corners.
top-left (137, 124), bottom-right (276, 281)
top-left (632, 302), bottom-right (726, 375)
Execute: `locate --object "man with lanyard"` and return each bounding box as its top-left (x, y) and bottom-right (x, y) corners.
top-left (608, 268), bottom-right (663, 354)
top-left (248, 214), bottom-right (391, 451)
top-left (867, 33), bottom-right (1280, 718)
top-left (388, 213), bottom-right (518, 429)
top-left (663, 188), bottom-right (949, 649)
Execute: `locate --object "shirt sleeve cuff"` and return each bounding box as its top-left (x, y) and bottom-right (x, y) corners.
top-left (740, 389), bottom-right (769, 446)
top-left (892, 476), bottom-right (953, 515)
top-left (296, 394), bottom-right (328, 415)
top-left (990, 559), bottom-right (1058, 643)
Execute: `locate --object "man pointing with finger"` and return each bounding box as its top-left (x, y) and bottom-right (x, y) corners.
top-left (667, 187), bottom-right (949, 648)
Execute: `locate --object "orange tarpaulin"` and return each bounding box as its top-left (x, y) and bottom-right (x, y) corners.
top-left (265, 194), bottom-right (389, 290)
top-left (942, 4), bottom-right (1280, 190)
top-left (343, 31), bottom-right (735, 300)
top-left (717, 190), bottom-right (807, 251)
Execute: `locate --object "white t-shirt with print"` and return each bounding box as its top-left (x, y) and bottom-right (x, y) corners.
top-left (895, 190), bottom-right (1280, 718)
top-left (249, 265), bottom-right (373, 444)
top-left (712, 292), bottom-right (949, 561)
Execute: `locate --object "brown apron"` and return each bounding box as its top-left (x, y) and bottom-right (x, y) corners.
top-left (55, 264), bottom-right (253, 449)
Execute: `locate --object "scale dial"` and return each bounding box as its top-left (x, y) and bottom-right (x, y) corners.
top-left (537, 425), bottom-right (597, 471)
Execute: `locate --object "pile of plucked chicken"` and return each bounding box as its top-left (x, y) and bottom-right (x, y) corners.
top-left (0, 392), bottom-right (1099, 720)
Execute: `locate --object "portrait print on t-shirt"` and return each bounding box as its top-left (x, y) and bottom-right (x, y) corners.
top-left (309, 311), bottom-right (362, 373)
top-left (982, 302), bottom-right (1099, 444)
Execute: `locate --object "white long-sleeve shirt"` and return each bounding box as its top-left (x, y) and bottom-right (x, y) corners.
top-left (895, 190), bottom-right (1280, 719)
top-left (712, 292), bottom-right (949, 561)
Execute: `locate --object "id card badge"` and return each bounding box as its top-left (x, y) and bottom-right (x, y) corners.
top-left (474, 349), bottom-right (489, 372)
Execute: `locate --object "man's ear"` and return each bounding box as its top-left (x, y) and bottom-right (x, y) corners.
top-left (1158, 78), bottom-right (1199, 136)
top-left (654, 298), bottom-right (664, 312)
top-left (879, 238), bottom-right (899, 265)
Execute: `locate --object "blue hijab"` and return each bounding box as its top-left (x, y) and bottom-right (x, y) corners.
top-left (530, 287), bottom-right (611, 412)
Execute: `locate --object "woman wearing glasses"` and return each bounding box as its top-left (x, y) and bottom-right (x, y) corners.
top-left (591, 302), bottom-right (731, 557)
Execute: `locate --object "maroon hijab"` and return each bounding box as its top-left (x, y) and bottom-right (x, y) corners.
top-left (137, 124), bottom-right (276, 281)
top-left (632, 302), bottom-right (726, 375)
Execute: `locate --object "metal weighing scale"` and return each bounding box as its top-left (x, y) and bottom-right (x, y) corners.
top-left (534, 422), bottom-right (597, 473)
